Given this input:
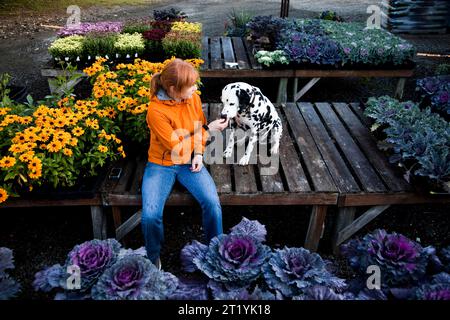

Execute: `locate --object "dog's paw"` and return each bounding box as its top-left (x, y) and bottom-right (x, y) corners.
top-left (238, 154), bottom-right (250, 166)
top-left (223, 148), bottom-right (233, 158)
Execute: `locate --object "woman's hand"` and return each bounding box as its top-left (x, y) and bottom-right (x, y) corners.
top-left (190, 154), bottom-right (203, 172)
top-left (208, 118), bottom-right (229, 132)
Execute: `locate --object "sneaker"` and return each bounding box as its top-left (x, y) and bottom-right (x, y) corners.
top-left (154, 258), bottom-right (162, 271)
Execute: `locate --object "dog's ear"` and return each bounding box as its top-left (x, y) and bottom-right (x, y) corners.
top-left (237, 89), bottom-right (251, 106)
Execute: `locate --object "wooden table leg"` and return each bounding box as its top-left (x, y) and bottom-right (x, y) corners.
top-left (294, 77), bottom-right (320, 102)
top-left (292, 78), bottom-right (298, 102)
top-left (332, 207), bottom-right (356, 254)
top-left (277, 78), bottom-right (288, 103)
top-left (395, 78), bottom-right (406, 99)
top-left (304, 205), bottom-right (327, 252)
top-left (335, 205), bottom-right (390, 249)
top-left (91, 205), bottom-right (107, 239)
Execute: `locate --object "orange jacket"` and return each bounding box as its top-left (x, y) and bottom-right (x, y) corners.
top-left (146, 89), bottom-right (209, 166)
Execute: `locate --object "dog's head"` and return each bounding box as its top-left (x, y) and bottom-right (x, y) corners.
top-left (220, 82), bottom-right (255, 119)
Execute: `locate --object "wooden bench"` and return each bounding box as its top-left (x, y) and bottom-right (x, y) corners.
top-left (97, 102), bottom-right (450, 252)
top-left (41, 37), bottom-right (414, 101)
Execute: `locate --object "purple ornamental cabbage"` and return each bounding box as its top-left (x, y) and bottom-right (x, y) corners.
top-left (416, 284), bottom-right (450, 300)
top-left (341, 229), bottom-right (432, 286)
top-left (440, 246), bottom-right (450, 273)
top-left (210, 282), bottom-right (277, 300)
top-left (0, 247), bottom-right (20, 299)
top-left (417, 77), bottom-right (441, 95)
top-left (181, 240), bottom-right (208, 273)
top-left (181, 217), bottom-right (271, 287)
top-left (62, 239), bottom-right (122, 291)
top-left (195, 234), bottom-right (271, 286)
top-left (356, 288), bottom-right (388, 300)
top-left (91, 254), bottom-right (178, 300)
top-left (33, 264), bottom-right (64, 292)
top-left (411, 272), bottom-right (450, 300)
top-left (263, 247), bottom-right (346, 298)
top-left (293, 285), bottom-right (353, 300)
top-left (168, 278), bottom-right (209, 300)
top-left (230, 217), bottom-right (267, 242)
top-left (283, 32), bottom-right (342, 66)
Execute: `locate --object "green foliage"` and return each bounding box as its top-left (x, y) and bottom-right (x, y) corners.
top-left (123, 23), bottom-right (153, 34)
top-left (82, 34), bottom-right (117, 57)
top-left (365, 96), bottom-right (450, 188)
top-left (162, 31), bottom-right (201, 59)
top-left (224, 8), bottom-right (253, 37)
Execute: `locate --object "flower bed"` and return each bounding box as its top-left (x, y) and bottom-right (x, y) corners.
top-left (48, 9), bottom-right (201, 67)
top-left (0, 56), bottom-right (203, 204)
top-left (364, 96), bottom-right (450, 193)
top-left (0, 82), bottom-right (124, 203)
top-left (246, 16), bottom-right (415, 69)
top-left (30, 218), bottom-right (450, 300)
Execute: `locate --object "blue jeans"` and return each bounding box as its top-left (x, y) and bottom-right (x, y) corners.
top-left (141, 162), bottom-right (223, 263)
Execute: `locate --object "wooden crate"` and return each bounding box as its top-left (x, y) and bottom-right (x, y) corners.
top-left (381, 0), bottom-right (449, 34)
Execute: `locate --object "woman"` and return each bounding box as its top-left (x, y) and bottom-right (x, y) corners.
top-left (142, 59), bottom-right (229, 269)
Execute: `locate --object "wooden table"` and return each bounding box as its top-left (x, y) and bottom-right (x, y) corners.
top-left (98, 102), bottom-right (449, 252)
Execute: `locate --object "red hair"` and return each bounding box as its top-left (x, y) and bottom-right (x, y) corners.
top-left (150, 58), bottom-right (199, 98)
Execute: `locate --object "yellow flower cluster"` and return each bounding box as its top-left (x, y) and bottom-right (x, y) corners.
top-left (0, 90), bottom-right (124, 203)
top-left (87, 57), bottom-right (204, 118)
top-left (83, 57), bottom-right (107, 76)
top-left (171, 22), bottom-right (202, 34)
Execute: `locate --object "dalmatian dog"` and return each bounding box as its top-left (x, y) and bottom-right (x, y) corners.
top-left (220, 82), bottom-right (283, 166)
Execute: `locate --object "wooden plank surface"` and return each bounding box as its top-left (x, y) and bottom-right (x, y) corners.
top-left (208, 103), bottom-right (232, 193)
top-left (257, 159), bottom-right (285, 193)
top-left (333, 102), bottom-right (410, 192)
top-left (282, 103), bottom-right (337, 192)
top-left (277, 112), bottom-right (311, 192)
top-left (231, 37), bottom-right (250, 69)
top-left (233, 165), bottom-right (258, 194)
top-left (200, 37), bottom-right (210, 71)
top-left (299, 102), bottom-right (360, 193)
top-left (243, 38), bottom-right (262, 70)
top-left (349, 102), bottom-right (372, 128)
top-left (315, 103), bottom-right (386, 193)
top-left (210, 37), bottom-right (222, 70)
top-left (221, 37), bottom-right (236, 66)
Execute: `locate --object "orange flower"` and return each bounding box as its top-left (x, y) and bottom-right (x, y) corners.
top-left (0, 187), bottom-right (8, 203)
top-left (0, 156), bottom-right (16, 168)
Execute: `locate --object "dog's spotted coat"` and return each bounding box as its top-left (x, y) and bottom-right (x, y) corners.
top-left (220, 82), bottom-right (283, 165)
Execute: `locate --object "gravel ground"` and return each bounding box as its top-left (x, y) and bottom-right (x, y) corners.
top-left (0, 1), bottom-right (449, 299)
